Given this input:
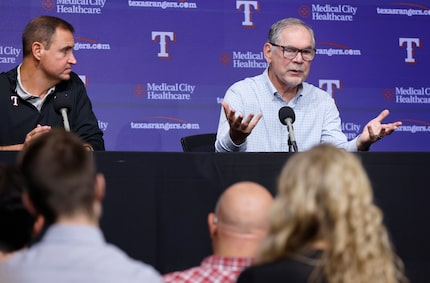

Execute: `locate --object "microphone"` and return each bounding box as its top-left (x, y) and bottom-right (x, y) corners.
top-left (53, 93), bottom-right (71, 132)
top-left (278, 106), bottom-right (298, 152)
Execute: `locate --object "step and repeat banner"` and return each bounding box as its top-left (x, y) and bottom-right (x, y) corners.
top-left (1, 0), bottom-right (429, 151)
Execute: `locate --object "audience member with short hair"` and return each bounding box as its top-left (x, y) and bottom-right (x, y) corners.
top-left (163, 181), bottom-right (273, 283)
top-left (0, 163), bottom-right (42, 261)
top-left (236, 144), bottom-right (408, 283)
top-left (0, 128), bottom-right (161, 283)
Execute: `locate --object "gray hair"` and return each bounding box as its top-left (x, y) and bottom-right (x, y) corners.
top-left (268, 18), bottom-right (315, 47)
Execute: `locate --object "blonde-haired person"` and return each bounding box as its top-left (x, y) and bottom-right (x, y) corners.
top-left (236, 144), bottom-right (408, 283)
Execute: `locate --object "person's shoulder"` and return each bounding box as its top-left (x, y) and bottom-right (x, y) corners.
top-left (129, 261), bottom-right (162, 282)
top-left (58, 70), bottom-right (83, 84)
top-left (0, 248), bottom-right (33, 274)
top-left (302, 82), bottom-right (327, 94)
top-left (102, 243), bottom-right (162, 281)
top-left (301, 82), bottom-right (334, 102)
top-left (0, 70), bottom-right (7, 79)
top-left (0, 66), bottom-right (17, 75)
top-left (0, 67), bottom-right (17, 84)
top-left (55, 72), bottom-right (86, 94)
top-left (242, 259), bottom-right (301, 274)
top-left (163, 263), bottom-right (211, 283)
top-left (236, 72), bottom-right (265, 84)
top-left (228, 72), bottom-right (266, 92)
top-left (163, 266), bottom-right (199, 281)
top-left (69, 71), bottom-right (84, 82)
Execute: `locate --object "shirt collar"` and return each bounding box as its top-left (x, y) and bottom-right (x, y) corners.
top-left (16, 64), bottom-right (56, 111)
top-left (42, 224), bottom-right (106, 245)
top-left (263, 67), bottom-right (304, 104)
top-left (263, 68), bottom-right (278, 97)
top-left (201, 255), bottom-right (254, 270)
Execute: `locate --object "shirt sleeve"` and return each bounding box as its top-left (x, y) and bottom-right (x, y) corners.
top-left (68, 74), bottom-right (105, 151)
top-left (215, 84), bottom-right (247, 152)
top-left (320, 96), bottom-right (358, 152)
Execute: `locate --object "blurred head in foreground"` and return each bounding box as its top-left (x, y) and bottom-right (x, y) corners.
top-left (0, 163), bottom-right (39, 261)
top-left (18, 128), bottom-right (104, 226)
top-left (258, 144), bottom-right (408, 283)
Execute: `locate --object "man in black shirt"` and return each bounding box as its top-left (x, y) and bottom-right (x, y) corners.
top-left (0, 16), bottom-right (104, 151)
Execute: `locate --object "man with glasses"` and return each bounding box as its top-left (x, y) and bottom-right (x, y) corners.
top-left (215, 18), bottom-right (401, 152)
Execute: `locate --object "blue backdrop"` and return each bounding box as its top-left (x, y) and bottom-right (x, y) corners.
top-left (1, 0), bottom-right (429, 151)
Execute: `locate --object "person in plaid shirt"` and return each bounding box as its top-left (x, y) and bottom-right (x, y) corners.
top-left (163, 181), bottom-right (273, 283)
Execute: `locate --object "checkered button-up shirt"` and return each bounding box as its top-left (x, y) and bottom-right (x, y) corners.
top-left (163, 255), bottom-right (254, 283)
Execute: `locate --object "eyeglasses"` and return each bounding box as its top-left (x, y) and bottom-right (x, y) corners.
top-left (269, 42), bottom-right (316, 61)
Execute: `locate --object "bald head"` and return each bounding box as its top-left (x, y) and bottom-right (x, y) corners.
top-left (209, 181), bottom-right (273, 257)
top-left (216, 182), bottom-right (273, 232)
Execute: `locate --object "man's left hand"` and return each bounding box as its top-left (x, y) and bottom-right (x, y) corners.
top-left (356, 109), bottom-right (402, 151)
